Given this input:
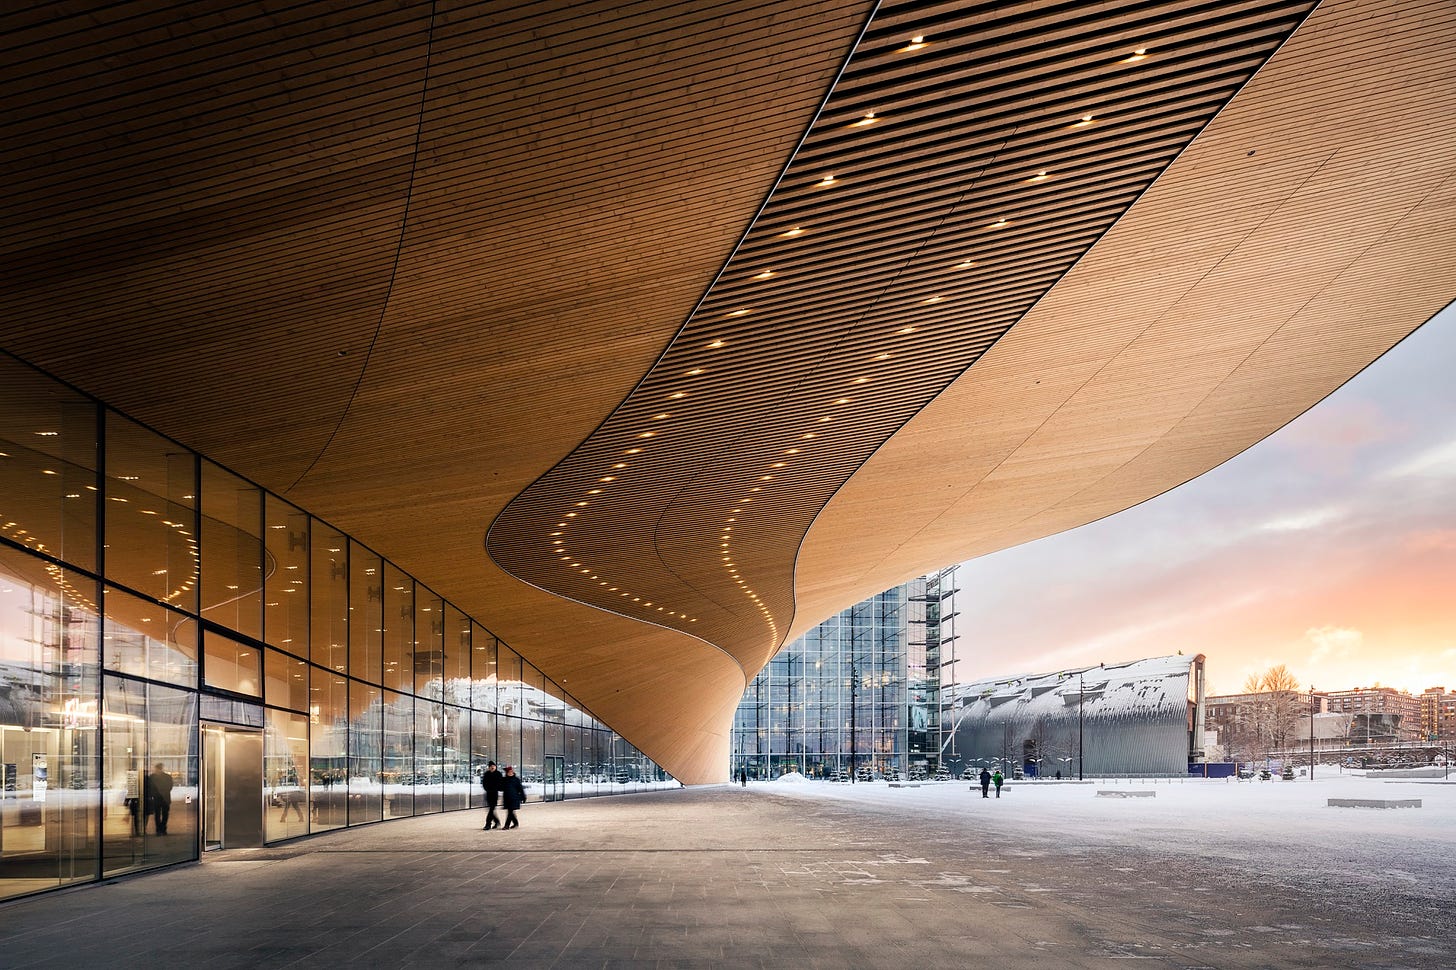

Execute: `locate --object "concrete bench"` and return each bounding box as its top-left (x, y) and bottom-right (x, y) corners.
top-left (888, 783), bottom-right (922, 788)
top-left (1327, 798), bottom-right (1421, 809)
top-left (1096, 790), bottom-right (1155, 798)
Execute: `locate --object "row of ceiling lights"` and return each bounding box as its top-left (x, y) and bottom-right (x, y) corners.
top-left (539, 34), bottom-right (1153, 643)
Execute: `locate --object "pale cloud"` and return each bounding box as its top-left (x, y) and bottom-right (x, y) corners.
top-left (1305, 625), bottom-right (1362, 665)
top-left (1382, 438), bottom-right (1456, 480)
top-left (1402, 529), bottom-right (1456, 553)
top-left (1260, 506), bottom-right (1345, 533)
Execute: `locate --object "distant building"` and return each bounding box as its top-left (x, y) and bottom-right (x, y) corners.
top-left (1419, 687), bottom-right (1456, 740)
top-left (941, 655), bottom-right (1207, 778)
top-left (1205, 689), bottom-right (1322, 761)
top-left (1323, 687), bottom-right (1423, 742)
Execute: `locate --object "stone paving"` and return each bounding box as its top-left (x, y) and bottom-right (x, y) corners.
top-left (1, 786), bottom-right (1448, 968)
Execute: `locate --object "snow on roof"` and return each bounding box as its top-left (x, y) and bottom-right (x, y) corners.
top-left (952, 654), bottom-right (1196, 722)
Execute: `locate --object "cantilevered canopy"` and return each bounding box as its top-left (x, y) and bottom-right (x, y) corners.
top-left (3, 0), bottom-right (1453, 783)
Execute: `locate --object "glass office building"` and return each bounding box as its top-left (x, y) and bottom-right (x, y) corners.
top-left (732, 573), bottom-right (950, 780)
top-left (0, 352), bottom-right (669, 903)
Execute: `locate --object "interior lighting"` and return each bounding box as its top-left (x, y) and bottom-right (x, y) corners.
top-left (1027, 170), bottom-right (1049, 182)
top-left (851, 111), bottom-right (879, 128)
top-left (779, 227), bottom-right (804, 238)
top-left (772, 462), bottom-right (786, 468)
top-left (625, 448), bottom-right (642, 454)
top-left (612, 463), bottom-right (627, 469)
top-left (1120, 47), bottom-right (1148, 63)
top-left (1073, 114), bottom-right (1095, 127)
top-left (752, 270), bottom-right (774, 280)
top-left (636, 431), bottom-right (656, 439)
top-left (587, 488), bottom-right (602, 495)
top-left (900, 35), bottom-right (927, 52)
top-left (897, 326), bottom-right (916, 334)
top-left (800, 434), bottom-right (816, 440)
top-left (707, 339), bottom-right (726, 348)
top-left (574, 501), bottom-right (589, 507)
top-left (651, 413), bottom-right (670, 420)
top-left (922, 296), bottom-right (943, 304)
top-left (834, 398), bottom-right (852, 405)
top-left (727, 308), bottom-right (751, 317)
top-left (668, 392), bottom-right (686, 400)
top-left (600, 476), bottom-right (616, 481)
top-left (759, 475), bottom-right (773, 481)
top-left (954, 260), bottom-right (977, 269)
top-left (816, 175), bottom-right (838, 187)
top-left (685, 368), bottom-right (705, 376)
top-left (783, 449), bottom-right (799, 455)
top-left (852, 377), bottom-right (869, 385)
top-left (990, 218), bottom-right (1009, 228)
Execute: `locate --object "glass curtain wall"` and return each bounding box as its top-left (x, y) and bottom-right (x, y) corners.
top-left (732, 579), bottom-right (931, 781)
top-left (0, 351), bottom-right (671, 904)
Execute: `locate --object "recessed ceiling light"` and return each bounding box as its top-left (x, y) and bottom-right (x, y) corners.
top-left (1120, 47), bottom-right (1148, 63)
top-left (954, 260), bottom-right (977, 270)
top-left (637, 431), bottom-right (656, 438)
top-left (800, 433), bottom-right (816, 440)
top-left (727, 308), bottom-right (751, 316)
top-left (772, 462), bottom-right (786, 468)
top-left (599, 476), bottom-right (616, 482)
top-left (851, 111), bottom-right (879, 128)
top-left (816, 175), bottom-right (838, 187)
top-left (752, 270), bottom-right (774, 280)
top-left (900, 35), bottom-right (927, 52)
top-left (834, 398), bottom-right (852, 405)
top-left (613, 463), bottom-right (627, 469)
top-left (1028, 170), bottom-right (1049, 182)
top-left (1073, 114), bottom-right (1095, 128)
top-left (780, 227), bottom-right (805, 238)
top-left (897, 326), bottom-right (916, 334)
top-left (990, 218), bottom-right (1009, 228)
top-left (707, 339), bottom-right (726, 348)
top-left (625, 448), bottom-right (642, 455)
top-left (686, 368), bottom-right (705, 376)
top-left (922, 296), bottom-right (943, 304)
top-left (652, 413), bottom-right (669, 420)
top-left (783, 449), bottom-right (800, 455)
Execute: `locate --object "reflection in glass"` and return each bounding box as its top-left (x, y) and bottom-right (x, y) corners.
top-left (202, 630), bottom-right (261, 697)
top-left (444, 606), bottom-right (470, 701)
top-left (470, 628), bottom-right (496, 713)
top-left (349, 543), bottom-right (382, 686)
top-left (497, 646), bottom-right (522, 722)
top-left (264, 648), bottom-right (308, 713)
top-left (264, 495), bottom-right (309, 655)
top-left (103, 413), bottom-right (197, 611)
top-left (414, 586), bottom-right (444, 697)
top-left (383, 566), bottom-right (412, 692)
top-left (265, 708), bottom-right (310, 843)
top-left (444, 705), bottom-right (471, 812)
top-left (469, 711), bottom-right (494, 810)
top-left (309, 523), bottom-right (347, 675)
top-left (0, 354), bottom-right (99, 573)
top-left (412, 699), bottom-right (443, 815)
top-left (0, 560), bottom-right (101, 900)
top-left (382, 690), bottom-right (412, 819)
top-left (101, 676), bottom-right (197, 878)
top-left (310, 667), bottom-right (348, 832)
top-left (200, 461), bottom-right (262, 640)
top-left (348, 682), bottom-right (381, 826)
top-left (103, 585), bottom-right (197, 687)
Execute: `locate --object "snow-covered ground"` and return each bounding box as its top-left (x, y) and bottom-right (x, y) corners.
top-left (761, 770), bottom-right (1456, 927)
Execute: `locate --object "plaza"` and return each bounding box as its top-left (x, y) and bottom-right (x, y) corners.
top-left (3, 775), bottom-right (1451, 968)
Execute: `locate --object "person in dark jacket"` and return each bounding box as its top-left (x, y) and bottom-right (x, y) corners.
top-left (480, 761), bottom-right (504, 830)
top-left (501, 765), bottom-right (526, 830)
top-left (979, 767), bottom-right (992, 798)
top-left (145, 763), bottom-right (174, 834)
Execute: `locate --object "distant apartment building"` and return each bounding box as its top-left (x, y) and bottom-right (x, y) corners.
top-left (1419, 687), bottom-right (1456, 740)
top-left (1205, 690), bottom-right (1322, 760)
top-left (1323, 686), bottom-right (1423, 742)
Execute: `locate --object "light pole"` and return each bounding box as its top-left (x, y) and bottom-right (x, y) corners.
top-left (1309, 686), bottom-right (1315, 781)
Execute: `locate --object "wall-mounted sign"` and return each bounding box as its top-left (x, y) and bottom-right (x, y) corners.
top-left (32, 753), bottom-right (48, 803)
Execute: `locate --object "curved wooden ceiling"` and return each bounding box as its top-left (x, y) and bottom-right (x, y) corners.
top-left (2, 0), bottom-right (1453, 784)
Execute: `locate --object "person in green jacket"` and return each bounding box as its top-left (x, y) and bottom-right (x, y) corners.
top-left (992, 769), bottom-right (1004, 798)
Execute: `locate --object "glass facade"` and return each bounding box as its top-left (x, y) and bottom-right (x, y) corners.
top-left (0, 351), bottom-right (671, 903)
top-left (732, 577), bottom-right (941, 780)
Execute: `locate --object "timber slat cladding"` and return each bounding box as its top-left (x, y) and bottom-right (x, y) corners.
top-left (488, 0), bottom-right (1317, 673)
top-left (793, 0), bottom-right (1456, 644)
top-left (2, 0), bottom-right (1451, 786)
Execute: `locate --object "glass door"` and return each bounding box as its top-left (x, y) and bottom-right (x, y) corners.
top-left (544, 755), bottom-right (564, 802)
top-left (201, 723), bottom-right (263, 850)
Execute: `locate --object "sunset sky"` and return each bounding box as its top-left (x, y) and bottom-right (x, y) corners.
top-left (957, 302), bottom-right (1456, 698)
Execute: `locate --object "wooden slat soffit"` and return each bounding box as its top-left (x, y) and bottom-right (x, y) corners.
top-left (487, 0), bottom-right (1317, 671)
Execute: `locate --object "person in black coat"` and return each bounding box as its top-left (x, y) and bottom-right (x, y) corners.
top-left (145, 763), bottom-right (174, 834)
top-left (480, 761), bottom-right (505, 830)
top-left (501, 765), bottom-right (526, 830)
top-left (979, 767), bottom-right (992, 799)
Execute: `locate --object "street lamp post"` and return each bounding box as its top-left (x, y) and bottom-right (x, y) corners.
top-left (1309, 686), bottom-right (1315, 781)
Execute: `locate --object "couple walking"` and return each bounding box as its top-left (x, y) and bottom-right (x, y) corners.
top-left (480, 761), bottom-right (526, 830)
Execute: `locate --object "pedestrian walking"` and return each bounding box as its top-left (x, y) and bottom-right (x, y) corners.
top-left (739, 769), bottom-right (747, 787)
top-left (992, 768), bottom-right (1004, 798)
top-left (480, 761), bottom-right (504, 830)
top-left (501, 765), bottom-right (526, 830)
top-left (979, 767), bottom-right (991, 798)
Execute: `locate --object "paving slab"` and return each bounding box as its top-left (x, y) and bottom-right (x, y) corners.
top-left (0, 786), bottom-right (1449, 968)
